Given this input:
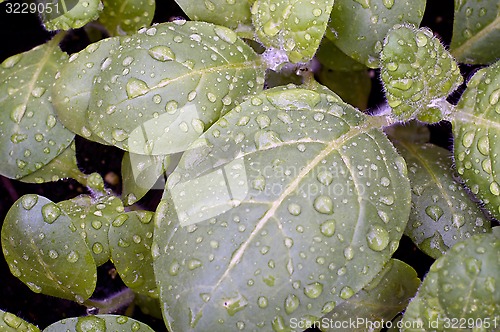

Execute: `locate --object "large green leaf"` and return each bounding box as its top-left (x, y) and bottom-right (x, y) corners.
top-left (252, 0), bottom-right (335, 63)
top-left (41, 0), bottom-right (103, 31)
top-left (58, 194), bottom-right (124, 266)
top-left (44, 315), bottom-right (154, 332)
top-left (316, 38), bottom-right (367, 72)
top-left (153, 86), bottom-right (411, 331)
top-left (1, 195), bottom-right (96, 303)
top-left (87, 21), bottom-right (265, 155)
top-left (327, 0), bottom-right (425, 68)
top-left (380, 25), bottom-right (463, 123)
top-left (175, 0), bottom-right (253, 29)
top-left (453, 60), bottom-right (500, 219)
top-left (0, 35), bottom-right (74, 179)
top-left (402, 233), bottom-right (500, 331)
top-left (52, 36), bottom-right (120, 144)
top-left (0, 310), bottom-right (40, 332)
top-left (108, 211), bottom-right (156, 297)
top-left (320, 259), bottom-right (420, 332)
top-left (391, 141), bottom-right (491, 258)
top-left (450, 0), bottom-right (500, 64)
top-left (99, 0), bottom-right (155, 36)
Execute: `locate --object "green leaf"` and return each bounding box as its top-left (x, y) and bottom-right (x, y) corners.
top-left (0, 310), bottom-right (40, 332)
top-left (58, 195), bottom-right (124, 266)
top-left (384, 121), bottom-right (430, 145)
top-left (450, 0), bottom-right (500, 64)
top-left (1, 195), bottom-right (96, 303)
top-left (41, 0), bottom-right (103, 31)
top-left (0, 36), bottom-right (74, 179)
top-left (320, 259), bottom-right (420, 332)
top-left (327, 0), bottom-right (426, 68)
top-left (43, 315), bottom-right (155, 332)
top-left (108, 211), bottom-right (156, 297)
top-left (316, 38), bottom-right (367, 72)
top-left (99, 0), bottom-right (155, 36)
top-left (52, 36), bottom-right (120, 145)
top-left (453, 60), bottom-right (500, 219)
top-left (317, 67), bottom-right (371, 110)
top-left (121, 152), bottom-right (170, 206)
top-left (175, 0), bottom-right (253, 29)
top-left (391, 140), bottom-right (491, 258)
top-left (134, 293), bottom-right (163, 319)
top-left (401, 233), bottom-right (500, 331)
top-left (87, 21), bottom-right (265, 155)
top-left (252, 0), bottom-right (335, 63)
top-left (153, 86), bottom-right (411, 330)
top-left (380, 24), bottom-right (463, 123)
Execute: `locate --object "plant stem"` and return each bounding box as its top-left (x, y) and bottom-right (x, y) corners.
top-left (83, 288), bottom-right (136, 314)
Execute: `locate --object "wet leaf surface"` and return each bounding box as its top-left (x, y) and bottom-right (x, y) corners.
top-left (100, 0), bottom-right (155, 36)
top-left (44, 314), bottom-right (155, 332)
top-left (175, 0), bottom-right (253, 29)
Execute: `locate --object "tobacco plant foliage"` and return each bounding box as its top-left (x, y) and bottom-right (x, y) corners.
top-left (0, 0), bottom-right (499, 331)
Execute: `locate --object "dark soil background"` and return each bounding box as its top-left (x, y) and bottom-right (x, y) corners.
top-left (0, 0), bottom-right (487, 331)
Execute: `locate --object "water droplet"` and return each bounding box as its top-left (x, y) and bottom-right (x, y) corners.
top-left (386, 62), bottom-right (398, 71)
top-left (462, 131), bottom-right (475, 148)
top-left (126, 78), bottom-right (149, 99)
top-left (92, 242), bottom-right (103, 254)
top-left (257, 296), bottom-right (268, 308)
top-left (304, 282), bottom-right (323, 299)
top-left (112, 128), bottom-right (128, 142)
top-left (187, 91), bottom-right (197, 101)
top-left (169, 260), bottom-right (180, 276)
top-left (340, 286), bottom-right (354, 299)
top-left (2, 54), bottom-right (22, 68)
top-left (452, 214), bottom-right (465, 228)
top-left (489, 88), bottom-right (500, 105)
top-left (415, 32), bottom-right (428, 47)
top-left (254, 130), bottom-right (282, 149)
top-left (425, 205), bottom-right (444, 221)
top-left (320, 220), bottom-right (336, 237)
top-left (284, 294), bottom-right (300, 314)
top-left (112, 214), bottom-right (129, 227)
top-left (379, 195), bottom-right (394, 205)
top-left (343, 246), bottom-right (354, 260)
top-left (10, 105), bottom-right (26, 123)
top-left (165, 100), bottom-right (178, 114)
top-left (366, 225), bottom-right (390, 251)
top-left (465, 257), bottom-right (481, 275)
top-left (313, 195), bottom-right (334, 214)
top-left (391, 79), bottom-right (413, 91)
top-left (490, 182), bottom-right (500, 196)
top-left (26, 282), bottom-right (42, 293)
top-left (48, 249), bottom-right (59, 259)
top-left (317, 171), bottom-right (333, 186)
top-left (252, 175), bottom-right (266, 191)
top-left (256, 114), bottom-right (271, 129)
top-left (207, 92), bottom-right (217, 103)
top-left (262, 20), bottom-right (280, 37)
top-left (288, 203), bottom-right (301, 216)
top-left (214, 26), bottom-right (237, 44)
top-left (67, 251), bottom-right (79, 263)
top-left (31, 86), bottom-right (46, 98)
top-left (188, 259), bottom-right (202, 270)
top-left (312, 8), bottom-right (322, 17)
top-left (21, 194), bottom-right (38, 210)
top-left (204, 0), bottom-right (215, 11)
top-left (42, 203), bottom-right (61, 224)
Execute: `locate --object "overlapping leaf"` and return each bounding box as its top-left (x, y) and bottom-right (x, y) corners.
top-left (321, 259), bottom-right (420, 332)
top-left (87, 21), bottom-right (265, 155)
top-left (0, 310), bottom-right (39, 332)
top-left (99, 0), bottom-right (155, 36)
top-left (153, 86), bottom-right (411, 331)
top-left (327, 0), bottom-right (425, 68)
top-left (316, 38), bottom-right (367, 72)
top-left (0, 35), bottom-right (74, 179)
top-left (450, 0), bottom-right (500, 64)
top-left (41, 0), bottom-right (103, 31)
top-left (380, 25), bottom-right (463, 123)
top-left (175, 0), bottom-right (253, 29)
top-left (109, 211), bottom-right (156, 297)
top-left (402, 233), bottom-right (500, 331)
top-left (1, 195), bottom-right (97, 303)
top-left (452, 60), bottom-right (500, 219)
top-left (252, 0), bottom-right (335, 63)
top-left (391, 141), bottom-right (490, 258)
top-left (44, 315), bottom-right (154, 332)
top-left (52, 36), bottom-right (120, 144)
top-left (317, 68), bottom-right (371, 110)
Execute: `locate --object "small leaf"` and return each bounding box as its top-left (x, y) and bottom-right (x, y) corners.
top-left (317, 67), bottom-right (372, 109)
top-left (384, 121), bottom-right (430, 145)
top-left (402, 233), bottom-right (500, 331)
top-left (41, 0), bottom-right (103, 31)
top-left (0, 36), bottom-right (74, 179)
top-left (390, 140), bottom-right (491, 258)
top-left (320, 259), bottom-right (420, 332)
top-left (108, 211), bottom-right (156, 297)
top-left (58, 195), bottom-right (124, 266)
top-left (380, 24), bottom-right (463, 123)
top-left (175, 0), bottom-right (253, 29)
top-left (1, 195), bottom-right (96, 303)
top-left (153, 86), bottom-right (411, 330)
top-left (327, 0), bottom-right (426, 68)
top-left (52, 36), bottom-right (120, 145)
top-left (121, 152), bottom-right (170, 206)
top-left (0, 309), bottom-right (40, 332)
top-left (134, 293), bottom-right (163, 319)
top-left (99, 0), bottom-right (155, 36)
top-left (453, 60), bottom-right (500, 219)
top-left (19, 141), bottom-right (87, 184)
top-left (450, 0), bottom-right (500, 64)
top-left (316, 38), bottom-right (367, 72)
top-left (252, 0), bottom-right (335, 63)
top-left (87, 21), bottom-right (265, 155)
top-left (44, 315), bottom-right (155, 332)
